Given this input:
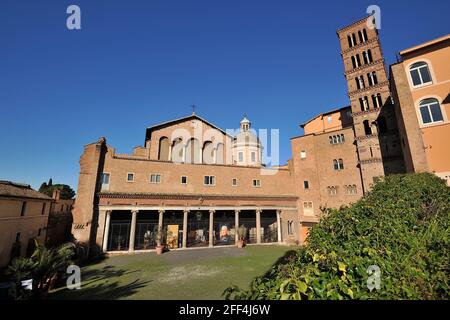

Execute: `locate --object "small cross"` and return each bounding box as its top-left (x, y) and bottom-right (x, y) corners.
top-left (192, 104), bottom-right (196, 115)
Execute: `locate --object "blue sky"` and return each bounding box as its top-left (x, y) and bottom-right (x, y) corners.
top-left (1, 0), bottom-right (449, 191)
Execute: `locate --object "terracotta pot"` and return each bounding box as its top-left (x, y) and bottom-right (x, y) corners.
top-left (237, 240), bottom-right (245, 248)
top-left (156, 245), bottom-right (164, 255)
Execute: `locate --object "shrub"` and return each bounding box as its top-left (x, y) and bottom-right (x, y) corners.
top-left (7, 240), bottom-right (75, 299)
top-left (224, 173), bottom-right (450, 300)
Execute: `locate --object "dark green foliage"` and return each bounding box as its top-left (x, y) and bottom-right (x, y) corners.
top-left (7, 240), bottom-right (75, 299)
top-left (39, 179), bottom-right (75, 200)
top-left (225, 173), bottom-right (450, 300)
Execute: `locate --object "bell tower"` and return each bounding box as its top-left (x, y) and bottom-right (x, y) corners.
top-left (337, 15), bottom-right (404, 193)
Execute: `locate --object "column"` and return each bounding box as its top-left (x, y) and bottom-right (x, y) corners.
top-left (276, 209), bottom-right (282, 243)
top-left (102, 211), bottom-right (111, 252)
top-left (182, 145), bottom-right (186, 163)
top-left (129, 209), bottom-right (138, 251)
top-left (182, 209), bottom-right (189, 248)
top-left (168, 144), bottom-right (172, 162)
top-left (156, 209), bottom-right (164, 246)
top-left (158, 209), bottom-right (164, 230)
top-left (234, 209), bottom-right (240, 243)
top-left (256, 209), bottom-right (261, 244)
top-left (209, 210), bottom-right (214, 247)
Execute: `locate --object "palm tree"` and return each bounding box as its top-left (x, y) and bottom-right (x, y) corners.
top-left (8, 240), bottom-right (75, 299)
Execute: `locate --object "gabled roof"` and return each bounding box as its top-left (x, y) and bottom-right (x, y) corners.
top-left (300, 106), bottom-right (351, 128)
top-left (0, 180), bottom-right (52, 200)
top-left (145, 113), bottom-right (233, 141)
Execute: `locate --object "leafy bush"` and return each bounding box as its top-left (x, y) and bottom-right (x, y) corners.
top-left (224, 173), bottom-right (450, 300)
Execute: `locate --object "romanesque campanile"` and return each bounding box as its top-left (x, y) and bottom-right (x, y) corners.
top-left (337, 15), bottom-right (404, 193)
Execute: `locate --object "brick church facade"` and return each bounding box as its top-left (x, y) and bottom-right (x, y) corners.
top-left (72, 16), bottom-right (450, 255)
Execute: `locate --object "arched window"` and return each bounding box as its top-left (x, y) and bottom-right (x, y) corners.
top-left (185, 138), bottom-right (200, 164)
top-left (377, 93), bottom-right (383, 108)
top-left (158, 137), bottom-right (170, 161)
top-left (333, 159), bottom-right (344, 171)
top-left (340, 134), bottom-right (345, 143)
top-left (410, 62), bottom-right (432, 86)
top-left (372, 94), bottom-right (382, 109)
top-left (363, 96), bottom-right (369, 111)
top-left (377, 116), bottom-right (388, 134)
top-left (333, 136), bottom-right (337, 144)
top-left (216, 143), bottom-right (224, 164)
top-left (363, 29), bottom-right (368, 42)
top-left (363, 120), bottom-right (372, 135)
top-left (329, 136), bottom-right (333, 144)
top-left (355, 54), bottom-right (361, 67)
top-left (363, 51), bottom-right (369, 65)
top-left (355, 76), bottom-right (365, 90)
top-left (333, 159), bottom-right (338, 170)
top-left (202, 141), bottom-right (214, 164)
top-left (367, 71), bottom-right (378, 86)
top-left (359, 76), bottom-right (365, 88)
top-left (367, 49), bottom-right (373, 63)
top-left (358, 30), bottom-right (363, 43)
top-left (360, 96), bottom-right (369, 111)
top-left (348, 33), bottom-right (357, 48)
top-left (351, 56), bottom-right (356, 69)
top-left (171, 138), bottom-right (183, 162)
top-left (327, 186), bottom-right (338, 196)
top-left (419, 98), bottom-right (443, 124)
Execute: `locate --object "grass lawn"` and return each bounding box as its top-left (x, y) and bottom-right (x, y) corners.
top-left (50, 245), bottom-right (297, 300)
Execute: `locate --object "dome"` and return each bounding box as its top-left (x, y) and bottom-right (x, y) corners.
top-left (234, 130), bottom-right (261, 146)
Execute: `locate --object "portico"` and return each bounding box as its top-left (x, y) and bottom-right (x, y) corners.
top-left (101, 206), bottom-right (289, 252)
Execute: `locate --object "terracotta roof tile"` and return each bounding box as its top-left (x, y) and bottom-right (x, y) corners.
top-left (0, 181), bottom-right (52, 200)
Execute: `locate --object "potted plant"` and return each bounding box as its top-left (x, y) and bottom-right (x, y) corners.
top-left (236, 225), bottom-right (247, 248)
top-left (143, 230), bottom-right (151, 249)
top-left (154, 226), bottom-right (165, 255)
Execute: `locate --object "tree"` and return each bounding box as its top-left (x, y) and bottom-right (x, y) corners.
top-left (39, 180), bottom-right (75, 200)
top-left (39, 182), bottom-right (47, 191)
top-left (8, 240), bottom-right (75, 299)
top-left (224, 173), bottom-right (450, 300)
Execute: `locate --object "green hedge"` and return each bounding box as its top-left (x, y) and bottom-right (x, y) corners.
top-left (225, 173), bottom-right (450, 300)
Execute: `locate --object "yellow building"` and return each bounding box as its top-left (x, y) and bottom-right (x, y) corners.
top-left (0, 181), bottom-right (53, 267)
top-left (390, 34), bottom-right (450, 185)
